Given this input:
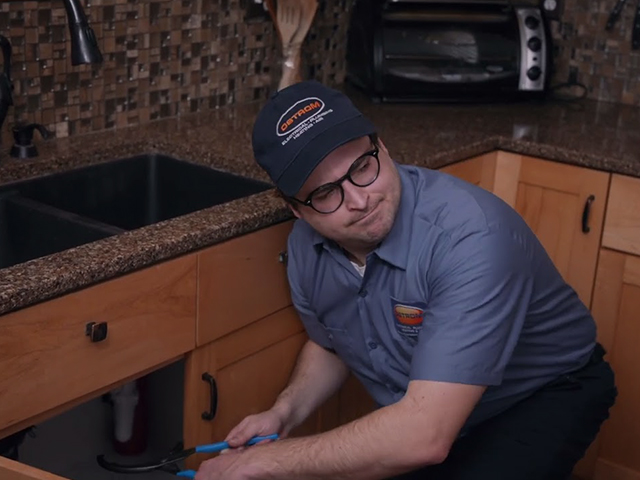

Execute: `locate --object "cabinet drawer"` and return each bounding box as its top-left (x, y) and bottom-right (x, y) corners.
top-left (197, 221), bottom-right (293, 345)
top-left (0, 254), bottom-right (197, 435)
top-left (0, 455), bottom-right (69, 479)
top-left (603, 174), bottom-right (640, 256)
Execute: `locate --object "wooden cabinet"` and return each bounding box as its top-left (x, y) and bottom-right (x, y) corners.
top-left (0, 455), bottom-right (68, 480)
top-left (574, 174), bottom-right (640, 480)
top-left (334, 375), bottom-right (377, 426)
top-left (196, 221), bottom-right (293, 346)
top-left (183, 306), bottom-right (312, 469)
top-left (439, 151), bottom-right (497, 190)
top-left (491, 152), bottom-right (610, 307)
top-left (0, 254), bottom-right (197, 440)
top-left (576, 248), bottom-right (640, 480)
top-left (602, 174), bottom-right (640, 256)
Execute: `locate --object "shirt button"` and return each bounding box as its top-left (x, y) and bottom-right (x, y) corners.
top-left (359, 289), bottom-right (368, 298)
top-left (328, 334), bottom-right (333, 340)
top-left (368, 342), bottom-right (377, 350)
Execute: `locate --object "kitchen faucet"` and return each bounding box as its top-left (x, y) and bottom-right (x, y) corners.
top-left (63, 0), bottom-right (103, 65)
top-left (0, 0), bottom-right (100, 150)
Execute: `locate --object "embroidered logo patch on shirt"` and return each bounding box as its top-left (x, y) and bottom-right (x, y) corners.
top-left (391, 299), bottom-right (426, 337)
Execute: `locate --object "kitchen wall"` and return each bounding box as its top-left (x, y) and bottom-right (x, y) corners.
top-left (550, 0), bottom-right (640, 105)
top-left (0, 0), bottom-right (351, 142)
top-left (0, 0), bottom-right (637, 146)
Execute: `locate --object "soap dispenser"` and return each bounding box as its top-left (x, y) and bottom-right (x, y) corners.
top-left (10, 123), bottom-right (53, 159)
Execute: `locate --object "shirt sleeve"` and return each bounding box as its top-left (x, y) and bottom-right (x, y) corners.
top-left (410, 227), bottom-right (534, 386)
top-left (286, 239), bottom-right (333, 349)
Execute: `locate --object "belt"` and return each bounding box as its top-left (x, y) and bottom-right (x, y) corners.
top-left (586, 342), bottom-right (606, 366)
top-left (546, 342), bottom-right (606, 388)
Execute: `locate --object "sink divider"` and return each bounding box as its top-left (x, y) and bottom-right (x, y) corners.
top-left (7, 196), bottom-right (126, 236)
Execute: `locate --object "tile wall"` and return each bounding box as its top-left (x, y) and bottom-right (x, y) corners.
top-left (550, 0), bottom-right (640, 105)
top-left (0, 0), bottom-right (637, 145)
top-left (0, 0), bottom-right (352, 141)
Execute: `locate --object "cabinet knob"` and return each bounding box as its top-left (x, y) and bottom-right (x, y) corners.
top-left (85, 321), bottom-right (108, 342)
top-left (278, 251), bottom-right (288, 265)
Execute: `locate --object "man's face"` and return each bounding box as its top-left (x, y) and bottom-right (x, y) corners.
top-left (289, 135), bottom-right (402, 257)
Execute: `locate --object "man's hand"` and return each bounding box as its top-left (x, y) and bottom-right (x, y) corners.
top-left (225, 408), bottom-right (289, 447)
top-left (194, 446), bottom-right (278, 480)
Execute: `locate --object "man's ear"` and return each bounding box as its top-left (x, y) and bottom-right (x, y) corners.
top-left (287, 203), bottom-right (302, 219)
top-left (377, 137), bottom-right (390, 156)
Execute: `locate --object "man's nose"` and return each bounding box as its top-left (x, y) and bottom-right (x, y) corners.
top-left (342, 181), bottom-right (368, 210)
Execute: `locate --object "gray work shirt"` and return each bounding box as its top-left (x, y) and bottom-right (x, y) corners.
top-left (286, 163), bottom-right (596, 428)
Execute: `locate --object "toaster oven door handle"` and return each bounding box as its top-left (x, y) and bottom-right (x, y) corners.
top-left (382, 12), bottom-right (510, 23)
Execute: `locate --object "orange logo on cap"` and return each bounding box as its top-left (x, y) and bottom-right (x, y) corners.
top-left (276, 97), bottom-right (325, 137)
top-left (394, 304), bottom-right (424, 326)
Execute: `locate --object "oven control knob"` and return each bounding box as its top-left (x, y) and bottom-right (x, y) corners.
top-left (527, 66), bottom-right (542, 81)
top-left (527, 36), bottom-right (542, 52)
top-left (525, 15), bottom-right (540, 29)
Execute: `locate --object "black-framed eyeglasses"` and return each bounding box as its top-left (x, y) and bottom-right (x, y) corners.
top-left (288, 141), bottom-right (381, 214)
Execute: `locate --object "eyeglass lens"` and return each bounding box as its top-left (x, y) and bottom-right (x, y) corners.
top-left (309, 153), bottom-right (380, 213)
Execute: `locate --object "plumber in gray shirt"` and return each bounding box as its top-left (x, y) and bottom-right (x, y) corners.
top-left (194, 81), bottom-right (617, 480)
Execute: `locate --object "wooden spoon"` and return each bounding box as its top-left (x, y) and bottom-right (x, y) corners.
top-left (278, 0), bottom-right (318, 89)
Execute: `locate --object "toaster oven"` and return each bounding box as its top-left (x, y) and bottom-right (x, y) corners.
top-left (346, 0), bottom-right (552, 102)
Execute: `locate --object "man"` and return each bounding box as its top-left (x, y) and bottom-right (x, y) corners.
top-left (195, 81), bottom-right (617, 480)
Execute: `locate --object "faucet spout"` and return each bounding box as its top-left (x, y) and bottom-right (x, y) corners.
top-left (63, 0), bottom-right (103, 65)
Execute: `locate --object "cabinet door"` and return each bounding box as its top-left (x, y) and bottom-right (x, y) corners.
top-left (184, 306), bottom-right (319, 470)
top-left (439, 152), bottom-right (497, 191)
top-left (584, 249), bottom-right (640, 480)
top-left (0, 456), bottom-right (69, 480)
top-left (197, 221), bottom-right (293, 346)
top-left (0, 254), bottom-right (197, 439)
top-left (492, 152), bottom-right (610, 306)
top-left (602, 174), bottom-right (640, 256)
top-left (336, 374), bottom-right (377, 426)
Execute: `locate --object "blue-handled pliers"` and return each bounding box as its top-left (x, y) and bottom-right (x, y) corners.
top-left (97, 434), bottom-right (279, 477)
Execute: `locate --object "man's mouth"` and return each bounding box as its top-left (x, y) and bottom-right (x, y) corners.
top-left (352, 203), bottom-right (379, 225)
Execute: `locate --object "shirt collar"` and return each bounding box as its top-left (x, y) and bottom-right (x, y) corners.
top-left (373, 165), bottom-right (414, 270)
top-left (310, 164), bottom-right (416, 269)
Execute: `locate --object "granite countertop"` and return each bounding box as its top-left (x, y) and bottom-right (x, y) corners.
top-left (1, 89), bottom-right (639, 316)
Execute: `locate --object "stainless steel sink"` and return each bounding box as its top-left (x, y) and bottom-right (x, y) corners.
top-left (0, 194), bottom-right (120, 269)
top-left (0, 154), bottom-right (272, 268)
top-left (14, 154), bottom-right (271, 230)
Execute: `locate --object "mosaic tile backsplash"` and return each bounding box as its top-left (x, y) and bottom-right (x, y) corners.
top-left (0, 0), bottom-right (638, 145)
top-left (550, 0), bottom-right (640, 106)
top-left (0, 0), bottom-right (351, 141)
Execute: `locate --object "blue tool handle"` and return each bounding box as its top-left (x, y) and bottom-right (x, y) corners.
top-left (246, 433), bottom-right (279, 445)
top-left (194, 434), bottom-right (278, 454)
top-left (194, 441), bottom-right (228, 454)
top-left (176, 470), bottom-right (196, 478)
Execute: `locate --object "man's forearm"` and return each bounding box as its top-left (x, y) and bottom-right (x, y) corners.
top-left (272, 340), bottom-right (349, 430)
top-left (242, 395), bottom-right (446, 480)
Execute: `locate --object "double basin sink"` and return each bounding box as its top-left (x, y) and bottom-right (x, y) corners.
top-left (0, 154), bottom-right (272, 269)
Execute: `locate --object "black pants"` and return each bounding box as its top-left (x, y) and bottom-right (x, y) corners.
top-left (391, 344), bottom-right (617, 480)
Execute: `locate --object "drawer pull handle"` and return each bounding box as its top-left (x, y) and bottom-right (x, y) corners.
top-left (201, 373), bottom-right (217, 421)
top-left (581, 195), bottom-right (595, 233)
top-left (278, 251), bottom-right (288, 265)
top-left (85, 322), bottom-right (108, 343)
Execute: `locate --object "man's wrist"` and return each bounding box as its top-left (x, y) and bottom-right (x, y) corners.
top-left (271, 397), bottom-right (299, 431)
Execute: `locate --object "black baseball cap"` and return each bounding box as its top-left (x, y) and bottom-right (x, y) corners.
top-left (252, 80), bottom-right (376, 197)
